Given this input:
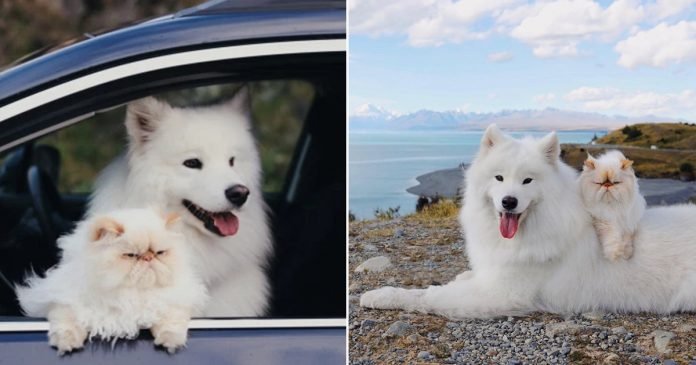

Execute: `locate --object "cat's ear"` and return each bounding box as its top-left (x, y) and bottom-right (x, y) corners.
top-left (163, 212), bottom-right (180, 228)
top-left (584, 153), bottom-right (596, 170)
top-left (90, 216), bottom-right (125, 242)
top-left (620, 158), bottom-right (634, 170)
top-left (480, 124), bottom-right (506, 155)
top-left (125, 97), bottom-right (171, 149)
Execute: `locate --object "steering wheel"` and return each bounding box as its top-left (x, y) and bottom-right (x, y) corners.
top-left (27, 165), bottom-right (64, 243)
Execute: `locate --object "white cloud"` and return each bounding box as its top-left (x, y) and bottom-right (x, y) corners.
top-left (533, 93), bottom-right (557, 104)
top-left (565, 87), bottom-right (696, 116)
top-left (488, 51), bottom-right (513, 62)
top-left (350, 0), bottom-right (696, 65)
top-left (508, 0), bottom-right (645, 58)
top-left (566, 87), bottom-right (620, 101)
top-left (349, 0), bottom-right (521, 46)
top-left (647, 0), bottom-right (696, 20)
top-left (615, 21), bottom-right (696, 68)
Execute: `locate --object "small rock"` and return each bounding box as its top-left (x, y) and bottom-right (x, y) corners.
top-left (417, 351), bottom-right (431, 360)
top-left (355, 256), bottom-right (392, 273)
top-left (405, 334), bottom-right (419, 344)
top-left (611, 326), bottom-right (627, 335)
top-left (651, 330), bottom-right (675, 354)
top-left (382, 320), bottom-right (412, 338)
top-left (676, 324), bottom-right (696, 333)
top-left (663, 360), bottom-right (677, 365)
top-left (360, 319), bottom-right (377, 333)
top-left (394, 229), bottom-right (404, 238)
top-left (603, 353), bottom-right (620, 364)
top-left (507, 360), bottom-right (522, 365)
top-left (582, 311), bottom-right (605, 321)
top-left (546, 321), bottom-right (586, 337)
top-left (363, 244), bottom-right (378, 251)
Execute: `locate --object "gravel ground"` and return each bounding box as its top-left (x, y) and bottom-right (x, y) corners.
top-left (349, 215), bottom-right (696, 365)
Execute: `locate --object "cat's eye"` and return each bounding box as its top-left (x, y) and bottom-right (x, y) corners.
top-left (123, 253), bottom-right (137, 258)
top-left (612, 181), bottom-right (621, 184)
top-left (229, 157), bottom-right (235, 167)
top-left (156, 250), bottom-right (166, 255)
top-left (183, 158), bottom-right (203, 169)
top-left (523, 178), bottom-right (533, 184)
top-left (495, 175), bottom-right (503, 182)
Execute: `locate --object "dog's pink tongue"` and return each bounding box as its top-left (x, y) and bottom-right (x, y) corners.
top-left (213, 213), bottom-right (239, 236)
top-left (499, 213), bottom-right (519, 239)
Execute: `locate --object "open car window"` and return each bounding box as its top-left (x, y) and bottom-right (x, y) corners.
top-left (0, 77), bottom-right (344, 320)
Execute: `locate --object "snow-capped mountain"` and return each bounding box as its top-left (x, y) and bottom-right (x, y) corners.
top-left (349, 106), bottom-right (686, 131)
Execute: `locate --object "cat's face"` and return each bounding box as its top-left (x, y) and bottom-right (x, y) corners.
top-left (87, 213), bottom-right (183, 289)
top-left (580, 151), bottom-right (637, 204)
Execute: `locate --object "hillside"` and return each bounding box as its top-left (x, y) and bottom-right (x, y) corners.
top-left (595, 123), bottom-right (696, 149)
top-left (561, 123), bottom-right (696, 179)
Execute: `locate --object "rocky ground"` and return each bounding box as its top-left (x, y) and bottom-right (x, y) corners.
top-left (349, 215), bottom-right (696, 365)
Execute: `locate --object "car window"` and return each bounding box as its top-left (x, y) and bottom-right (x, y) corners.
top-left (0, 79), bottom-right (315, 318)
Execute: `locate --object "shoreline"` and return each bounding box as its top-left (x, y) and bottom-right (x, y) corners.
top-left (407, 166), bottom-right (696, 206)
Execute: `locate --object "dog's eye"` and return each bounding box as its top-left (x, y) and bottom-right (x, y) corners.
top-left (523, 178), bottom-right (533, 184)
top-left (229, 157), bottom-right (235, 167)
top-left (183, 158), bottom-right (203, 169)
top-left (123, 253), bottom-right (137, 258)
top-left (495, 175), bottom-right (503, 182)
top-left (156, 250), bottom-right (166, 255)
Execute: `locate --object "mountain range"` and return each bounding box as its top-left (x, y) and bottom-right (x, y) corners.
top-left (350, 104), bottom-right (687, 131)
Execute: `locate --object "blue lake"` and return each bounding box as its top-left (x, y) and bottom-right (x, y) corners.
top-left (349, 130), bottom-right (602, 219)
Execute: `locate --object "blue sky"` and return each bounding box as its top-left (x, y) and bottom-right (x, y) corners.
top-left (349, 0), bottom-right (696, 120)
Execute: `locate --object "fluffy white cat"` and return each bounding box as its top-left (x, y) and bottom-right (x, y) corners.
top-left (579, 150), bottom-right (646, 261)
top-left (16, 209), bottom-right (208, 355)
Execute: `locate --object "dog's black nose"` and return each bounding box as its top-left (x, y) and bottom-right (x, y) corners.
top-left (225, 184), bottom-right (249, 207)
top-left (502, 196), bottom-right (518, 210)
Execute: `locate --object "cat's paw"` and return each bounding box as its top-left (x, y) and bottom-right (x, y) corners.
top-left (153, 328), bottom-right (187, 354)
top-left (48, 324), bottom-right (87, 355)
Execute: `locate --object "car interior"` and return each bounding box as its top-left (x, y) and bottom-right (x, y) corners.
top-left (0, 71), bottom-right (346, 319)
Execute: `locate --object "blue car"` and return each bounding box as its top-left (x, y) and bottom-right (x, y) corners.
top-left (0, 0), bottom-right (346, 362)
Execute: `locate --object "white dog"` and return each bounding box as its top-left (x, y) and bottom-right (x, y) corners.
top-left (88, 90), bottom-right (271, 317)
top-left (361, 124), bottom-right (696, 318)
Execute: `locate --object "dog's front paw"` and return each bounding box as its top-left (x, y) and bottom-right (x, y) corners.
top-left (153, 327), bottom-right (187, 354)
top-left (48, 324), bottom-right (87, 355)
top-left (360, 287), bottom-right (406, 309)
top-left (455, 271), bottom-right (474, 281)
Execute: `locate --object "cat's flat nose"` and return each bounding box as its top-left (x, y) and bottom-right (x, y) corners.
top-left (502, 196), bottom-right (518, 210)
top-left (141, 252), bottom-right (154, 262)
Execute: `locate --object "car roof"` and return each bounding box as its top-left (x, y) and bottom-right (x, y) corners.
top-left (0, 0), bottom-right (345, 107)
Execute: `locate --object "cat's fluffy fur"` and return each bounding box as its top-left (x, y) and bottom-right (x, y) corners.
top-left (579, 150), bottom-right (646, 261)
top-left (16, 209), bottom-right (208, 354)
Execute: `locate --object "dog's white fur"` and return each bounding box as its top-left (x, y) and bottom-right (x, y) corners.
top-left (361, 124), bottom-right (696, 318)
top-left (88, 92), bottom-right (271, 316)
top-left (17, 209), bottom-right (207, 354)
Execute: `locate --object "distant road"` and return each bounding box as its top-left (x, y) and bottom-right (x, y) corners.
top-left (564, 143), bottom-right (696, 153)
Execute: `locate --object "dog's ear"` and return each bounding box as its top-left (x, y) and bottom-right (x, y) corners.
top-left (480, 124), bottom-right (505, 154)
top-left (223, 85), bottom-right (251, 115)
top-left (90, 216), bottom-right (125, 242)
top-left (583, 153), bottom-right (596, 170)
top-left (620, 158), bottom-right (634, 170)
top-left (538, 131), bottom-right (560, 165)
top-left (125, 97), bottom-right (170, 148)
